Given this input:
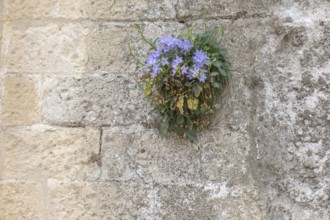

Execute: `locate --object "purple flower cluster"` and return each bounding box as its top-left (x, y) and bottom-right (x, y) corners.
top-left (146, 36), bottom-right (209, 83)
top-left (159, 36), bottom-right (193, 52)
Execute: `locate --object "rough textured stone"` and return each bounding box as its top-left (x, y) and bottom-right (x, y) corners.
top-left (42, 73), bottom-right (153, 126)
top-left (0, 181), bottom-right (45, 220)
top-left (2, 125), bottom-right (100, 180)
top-left (1, 0), bottom-right (330, 219)
top-left (1, 74), bottom-right (41, 126)
top-left (176, 0), bottom-right (277, 19)
top-left (61, 0), bottom-right (176, 20)
top-left (101, 126), bottom-right (200, 183)
top-left (0, 22), bottom-right (88, 74)
top-left (88, 22), bottom-right (186, 73)
top-left (245, 4), bottom-right (330, 219)
top-left (48, 180), bottom-right (153, 219)
top-left (101, 126), bottom-right (253, 185)
top-left (3, 0), bottom-right (59, 20)
top-left (199, 128), bottom-right (252, 183)
top-left (3, 0), bottom-right (175, 20)
top-left (155, 183), bottom-right (261, 220)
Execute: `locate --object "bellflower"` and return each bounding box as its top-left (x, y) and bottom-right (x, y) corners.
top-left (178, 39), bottom-right (193, 52)
top-left (188, 66), bottom-right (200, 80)
top-left (181, 65), bottom-right (189, 75)
top-left (150, 64), bottom-right (160, 78)
top-left (146, 49), bottom-right (162, 66)
top-left (131, 25), bottom-right (230, 141)
top-left (171, 56), bottom-right (182, 76)
top-left (171, 56), bottom-right (183, 69)
top-left (159, 36), bottom-right (178, 52)
top-left (198, 72), bottom-right (207, 83)
top-left (161, 57), bottom-right (168, 66)
top-left (193, 50), bottom-right (209, 67)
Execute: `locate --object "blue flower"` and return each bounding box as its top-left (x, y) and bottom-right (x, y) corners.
top-left (172, 69), bottom-right (176, 76)
top-left (146, 49), bottom-right (162, 66)
top-left (161, 57), bottom-right (168, 66)
top-left (187, 66), bottom-right (200, 80)
top-left (178, 39), bottom-right (193, 52)
top-left (171, 56), bottom-right (183, 69)
top-left (193, 50), bottom-right (209, 67)
top-left (198, 72), bottom-right (207, 83)
top-left (181, 65), bottom-right (189, 75)
top-left (150, 64), bottom-right (160, 78)
top-left (158, 36), bottom-right (178, 52)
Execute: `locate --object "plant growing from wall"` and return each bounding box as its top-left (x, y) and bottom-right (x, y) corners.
top-left (129, 24), bottom-right (230, 141)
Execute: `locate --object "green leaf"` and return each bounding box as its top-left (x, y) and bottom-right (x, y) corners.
top-left (214, 61), bottom-right (222, 71)
top-left (186, 129), bottom-right (198, 142)
top-left (158, 120), bottom-right (169, 135)
top-left (170, 97), bottom-right (177, 109)
top-left (184, 82), bottom-right (191, 87)
top-left (219, 68), bottom-right (228, 77)
top-left (192, 84), bottom-right (202, 97)
top-left (186, 28), bottom-right (193, 41)
top-left (186, 118), bottom-right (193, 130)
top-left (206, 59), bottom-right (212, 66)
top-left (174, 79), bottom-right (182, 87)
top-left (212, 82), bottom-right (220, 88)
top-left (211, 72), bottom-right (219, 76)
top-left (176, 115), bottom-right (185, 125)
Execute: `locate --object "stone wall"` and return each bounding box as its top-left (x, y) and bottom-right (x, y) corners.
top-left (0, 0), bottom-right (329, 219)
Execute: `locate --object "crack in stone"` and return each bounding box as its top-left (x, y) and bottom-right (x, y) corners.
top-left (98, 127), bottom-right (103, 179)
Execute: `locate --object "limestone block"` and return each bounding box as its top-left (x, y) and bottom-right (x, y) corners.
top-left (199, 128), bottom-right (252, 182)
top-left (3, 0), bottom-right (175, 20)
top-left (241, 9), bottom-right (330, 218)
top-left (0, 181), bottom-right (44, 220)
top-left (87, 22), bottom-right (186, 73)
top-left (48, 180), bottom-right (152, 220)
top-left (155, 183), bottom-right (261, 219)
top-left (101, 126), bottom-right (200, 183)
top-left (42, 73), bottom-right (153, 126)
top-left (0, 22), bottom-right (88, 74)
top-left (1, 74), bottom-right (41, 126)
top-left (2, 125), bottom-right (100, 180)
top-left (60, 0), bottom-right (176, 20)
top-left (176, 0), bottom-right (276, 19)
top-left (3, 0), bottom-right (59, 20)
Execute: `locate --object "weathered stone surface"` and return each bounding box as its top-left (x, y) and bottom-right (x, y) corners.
top-left (3, 0), bottom-right (59, 20)
top-left (155, 183), bottom-right (261, 219)
top-left (176, 0), bottom-right (276, 19)
top-left (3, 0), bottom-right (175, 20)
top-left (1, 74), bottom-right (41, 126)
top-left (42, 73), bottom-right (153, 126)
top-left (0, 181), bottom-right (45, 220)
top-left (61, 0), bottom-right (176, 20)
top-left (245, 5), bottom-right (330, 219)
top-left (1, 0), bottom-right (330, 219)
top-left (48, 180), bottom-right (153, 219)
top-left (101, 126), bottom-right (252, 184)
top-left (101, 126), bottom-right (200, 183)
top-left (199, 128), bottom-right (252, 183)
top-left (88, 22), bottom-right (186, 73)
top-left (2, 125), bottom-right (100, 180)
top-left (0, 22), bottom-right (88, 74)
